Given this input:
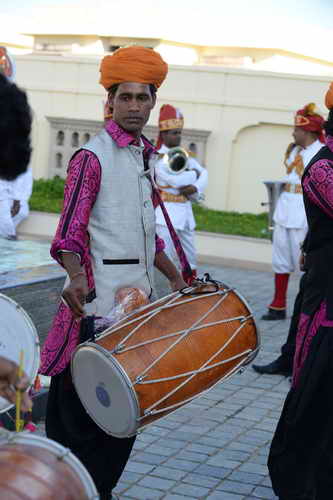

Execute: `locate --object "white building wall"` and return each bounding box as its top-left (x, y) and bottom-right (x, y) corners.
top-left (15, 54), bottom-right (331, 213)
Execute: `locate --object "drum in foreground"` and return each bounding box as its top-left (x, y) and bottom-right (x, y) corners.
top-left (0, 293), bottom-right (40, 413)
top-left (0, 432), bottom-right (98, 499)
top-left (72, 281), bottom-right (260, 437)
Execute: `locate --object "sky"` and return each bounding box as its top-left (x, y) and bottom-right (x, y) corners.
top-left (2, 0), bottom-right (333, 32)
top-left (2, 0), bottom-right (333, 64)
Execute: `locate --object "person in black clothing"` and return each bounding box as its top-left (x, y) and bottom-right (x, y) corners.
top-left (268, 86), bottom-right (333, 500)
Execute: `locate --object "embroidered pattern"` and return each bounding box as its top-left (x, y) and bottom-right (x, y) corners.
top-left (303, 159), bottom-right (333, 217)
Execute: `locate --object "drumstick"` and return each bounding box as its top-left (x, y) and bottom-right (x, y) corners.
top-left (15, 350), bottom-right (24, 433)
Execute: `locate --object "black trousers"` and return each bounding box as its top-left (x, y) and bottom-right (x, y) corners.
top-left (280, 273), bottom-right (307, 367)
top-left (268, 324), bottom-right (333, 500)
top-left (46, 367), bottom-right (136, 499)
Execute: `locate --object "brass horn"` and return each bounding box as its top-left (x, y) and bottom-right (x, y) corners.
top-left (164, 147), bottom-right (189, 175)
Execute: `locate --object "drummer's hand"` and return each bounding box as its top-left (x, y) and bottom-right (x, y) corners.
top-left (62, 274), bottom-right (88, 319)
top-left (0, 356), bottom-right (32, 411)
top-left (170, 276), bottom-right (187, 291)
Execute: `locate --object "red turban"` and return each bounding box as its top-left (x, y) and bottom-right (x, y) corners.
top-left (157, 104), bottom-right (184, 149)
top-left (294, 103), bottom-right (325, 143)
top-left (100, 46), bottom-right (168, 91)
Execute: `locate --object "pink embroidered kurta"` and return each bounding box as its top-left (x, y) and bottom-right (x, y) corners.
top-left (293, 135), bottom-right (333, 386)
top-left (40, 120), bottom-right (165, 376)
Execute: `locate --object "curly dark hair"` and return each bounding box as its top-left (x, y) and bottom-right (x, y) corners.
top-left (0, 74), bottom-right (32, 180)
top-left (324, 108), bottom-right (333, 137)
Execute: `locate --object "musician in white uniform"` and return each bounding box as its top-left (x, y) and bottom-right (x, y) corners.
top-left (0, 48), bottom-right (32, 240)
top-left (155, 104), bottom-right (208, 283)
top-left (0, 60), bottom-right (32, 407)
top-left (262, 103), bottom-right (324, 320)
top-left (0, 168), bottom-right (33, 240)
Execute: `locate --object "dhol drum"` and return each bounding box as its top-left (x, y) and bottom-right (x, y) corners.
top-left (0, 294), bottom-right (40, 413)
top-left (0, 432), bottom-right (99, 499)
top-left (72, 278), bottom-right (260, 438)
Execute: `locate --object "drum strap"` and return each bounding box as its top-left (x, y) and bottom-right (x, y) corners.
top-left (179, 273), bottom-right (220, 295)
top-left (151, 182), bottom-right (194, 284)
top-left (79, 316), bottom-right (96, 343)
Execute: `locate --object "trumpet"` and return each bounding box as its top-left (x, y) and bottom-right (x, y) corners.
top-left (163, 147), bottom-right (189, 175)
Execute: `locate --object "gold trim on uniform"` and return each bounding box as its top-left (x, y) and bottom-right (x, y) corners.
top-left (295, 115), bottom-right (310, 127)
top-left (159, 118), bottom-right (184, 131)
top-left (159, 190), bottom-right (187, 203)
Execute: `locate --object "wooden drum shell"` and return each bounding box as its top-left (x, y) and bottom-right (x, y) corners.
top-left (0, 433), bottom-right (98, 500)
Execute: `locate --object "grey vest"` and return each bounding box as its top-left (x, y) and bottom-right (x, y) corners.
top-left (82, 129), bottom-right (156, 316)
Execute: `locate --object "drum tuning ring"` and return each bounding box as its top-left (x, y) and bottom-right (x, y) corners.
top-left (135, 375), bottom-right (145, 384)
top-left (57, 449), bottom-right (71, 461)
top-left (114, 344), bottom-right (125, 353)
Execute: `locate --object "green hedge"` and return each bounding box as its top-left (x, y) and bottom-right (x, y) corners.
top-left (30, 177), bottom-right (65, 214)
top-left (30, 177), bottom-right (270, 239)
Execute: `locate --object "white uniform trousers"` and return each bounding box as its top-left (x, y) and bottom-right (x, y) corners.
top-left (272, 223), bottom-right (307, 274)
top-left (0, 199), bottom-right (16, 238)
top-left (12, 201), bottom-right (29, 228)
top-left (156, 224), bottom-right (197, 271)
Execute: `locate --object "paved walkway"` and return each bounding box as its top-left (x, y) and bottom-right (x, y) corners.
top-left (41, 263), bottom-right (301, 499)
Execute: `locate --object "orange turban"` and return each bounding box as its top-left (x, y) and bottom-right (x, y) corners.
top-left (325, 82), bottom-right (333, 110)
top-left (100, 46), bottom-right (168, 91)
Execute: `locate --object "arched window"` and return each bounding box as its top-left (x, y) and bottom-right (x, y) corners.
top-left (83, 133), bottom-right (90, 144)
top-left (56, 152), bottom-right (63, 169)
top-left (56, 130), bottom-right (64, 146)
top-left (71, 132), bottom-right (79, 147)
top-left (188, 142), bottom-right (197, 155)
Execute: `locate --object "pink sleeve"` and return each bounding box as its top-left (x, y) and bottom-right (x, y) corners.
top-left (303, 159), bottom-right (333, 219)
top-left (50, 150), bottom-right (101, 266)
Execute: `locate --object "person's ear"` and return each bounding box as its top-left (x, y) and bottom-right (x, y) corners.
top-left (108, 91), bottom-right (115, 109)
top-left (151, 93), bottom-right (157, 108)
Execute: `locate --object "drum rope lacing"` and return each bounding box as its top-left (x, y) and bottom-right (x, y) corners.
top-left (138, 320), bottom-right (254, 418)
top-left (138, 355), bottom-right (252, 419)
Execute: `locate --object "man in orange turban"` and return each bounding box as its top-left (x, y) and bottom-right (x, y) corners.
top-left (42, 46), bottom-right (187, 500)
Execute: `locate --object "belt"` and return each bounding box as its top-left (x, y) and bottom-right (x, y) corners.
top-left (159, 190), bottom-right (187, 203)
top-left (284, 183), bottom-right (302, 194)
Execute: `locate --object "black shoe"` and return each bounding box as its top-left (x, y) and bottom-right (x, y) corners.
top-left (261, 308), bottom-right (286, 320)
top-left (252, 357), bottom-right (292, 376)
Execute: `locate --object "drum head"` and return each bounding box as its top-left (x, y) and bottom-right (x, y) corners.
top-left (0, 433), bottom-right (99, 499)
top-left (0, 293), bottom-right (40, 413)
top-left (72, 344), bottom-right (140, 438)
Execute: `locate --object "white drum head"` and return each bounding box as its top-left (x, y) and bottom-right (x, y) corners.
top-left (0, 432), bottom-right (99, 499)
top-left (72, 344), bottom-right (140, 438)
top-left (0, 293), bottom-right (40, 413)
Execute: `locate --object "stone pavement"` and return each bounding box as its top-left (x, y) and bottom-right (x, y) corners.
top-left (38, 263), bottom-right (300, 499)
